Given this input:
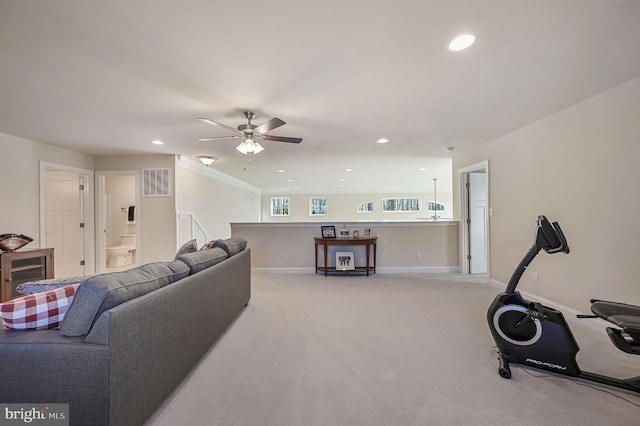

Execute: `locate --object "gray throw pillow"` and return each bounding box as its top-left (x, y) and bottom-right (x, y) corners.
top-left (176, 247), bottom-right (228, 274)
top-left (60, 260), bottom-right (190, 337)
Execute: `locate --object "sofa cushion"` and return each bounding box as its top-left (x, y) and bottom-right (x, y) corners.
top-left (175, 238), bottom-right (198, 258)
top-left (60, 260), bottom-right (190, 337)
top-left (16, 275), bottom-right (90, 295)
top-left (177, 247), bottom-right (228, 274)
top-left (1, 284), bottom-right (79, 330)
top-left (211, 237), bottom-right (247, 257)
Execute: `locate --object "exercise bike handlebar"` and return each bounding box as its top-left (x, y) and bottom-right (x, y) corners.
top-left (504, 216), bottom-right (569, 294)
top-left (538, 216), bottom-right (570, 255)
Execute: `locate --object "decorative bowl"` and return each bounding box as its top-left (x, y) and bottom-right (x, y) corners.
top-left (0, 234), bottom-right (34, 252)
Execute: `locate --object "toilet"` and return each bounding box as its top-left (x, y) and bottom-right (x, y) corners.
top-left (107, 234), bottom-right (136, 268)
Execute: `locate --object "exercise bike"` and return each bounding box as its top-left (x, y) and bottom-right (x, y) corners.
top-left (487, 215), bottom-right (640, 393)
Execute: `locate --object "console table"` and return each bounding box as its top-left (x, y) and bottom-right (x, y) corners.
top-left (314, 237), bottom-right (377, 276)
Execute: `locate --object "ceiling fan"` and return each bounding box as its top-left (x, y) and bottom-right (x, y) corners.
top-left (197, 111), bottom-right (302, 155)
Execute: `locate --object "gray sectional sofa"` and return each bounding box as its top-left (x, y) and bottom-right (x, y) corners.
top-left (0, 242), bottom-right (251, 426)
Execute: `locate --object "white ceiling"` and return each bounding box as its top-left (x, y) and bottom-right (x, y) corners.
top-left (2, 0), bottom-right (640, 194)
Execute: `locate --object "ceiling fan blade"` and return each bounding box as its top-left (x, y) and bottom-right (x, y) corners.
top-left (197, 117), bottom-right (239, 133)
top-left (263, 135), bottom-right (303, 144)
top-left (198, 135), bottom-right (242, 142)
top-left (254, 117), bottom-right (286, 134)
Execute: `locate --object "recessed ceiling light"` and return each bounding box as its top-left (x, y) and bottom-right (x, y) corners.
top-left (419, 167), bottom-right (427, 171)
top-left (340, 178), bottom-right (345, 182)
top-left (377, 138), bottom-right (389, 144)
top-left (288, 179), bottom-right (293, 182)
top-left (345, 168), bottom-right (353, 172)
top-left (448, 34), bottom-right (476, 52)
top-left (277, 169), bottom-right (285, 173)
top-left (151, 140), bottom-right (164, 145)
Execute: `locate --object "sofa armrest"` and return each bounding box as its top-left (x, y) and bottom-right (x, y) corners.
top-left (0, 330), bottom-right (110, 425)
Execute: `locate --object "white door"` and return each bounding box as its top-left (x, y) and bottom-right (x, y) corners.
top-left (469, 172), bottom-right (487, 273)
top-left (45, 170), bottom-right (85, 277)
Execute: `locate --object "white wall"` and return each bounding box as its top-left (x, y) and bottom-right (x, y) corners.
top-left (0, 135), bottom-right (259, 270)
top-left (0, 132), bottom-right (95, 249)
top-left (454, 75), bottom-right (640, 313)
top-left (96, 154), bottom-right (176, 263)
top-left (174, 158), bottom-right (261, 244)
top-left (232, 221), bottom-right (459, 271)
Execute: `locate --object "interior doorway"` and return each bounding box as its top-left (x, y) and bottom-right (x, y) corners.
top-left (40, 162), bottom-right (95, 277)
top-left (96, 171), bottom-right (140, 273)
top-left (459, 161), bottom-right (489, 275)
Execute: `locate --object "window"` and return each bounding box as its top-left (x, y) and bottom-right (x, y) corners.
top-left (428, 201), bottom-right (445, 211)
top-left (270, 197), bottom-right (290, 216)
top-left (356, 201), bottom-right (375, 213)
top-left (382, 198), bottom-right (421, 212)
top-left (309, 197), bottom-right (328, 216)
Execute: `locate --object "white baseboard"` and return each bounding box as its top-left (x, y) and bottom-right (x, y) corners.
top-left (251, 267), bottom-right (316, 274)
top-left (377, 266), bottom-right (461, 273)
top-left (251, 266), bottom-right (460, 274)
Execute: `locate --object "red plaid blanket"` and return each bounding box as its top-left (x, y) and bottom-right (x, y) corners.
top-left (0, 284), bottom-right (79, 330)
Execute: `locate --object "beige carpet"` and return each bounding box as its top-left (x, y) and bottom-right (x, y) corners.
top-left (146, 272), bottom-right (640, 425)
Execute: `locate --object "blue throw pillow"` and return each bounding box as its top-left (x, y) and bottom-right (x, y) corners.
top-left (175, 239), bottom-right (198, 259)
top-left (16, 276), bottom-right (91, 295)
top-left (212, 237), bottom-right (247, 257)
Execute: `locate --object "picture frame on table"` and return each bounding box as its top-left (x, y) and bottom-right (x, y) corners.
top-left (353, 230), bottom-right (360, 238)
top-left (321, 225), bottom-right (336, 238)
top-left (336, 251), bottom-right (355, 271)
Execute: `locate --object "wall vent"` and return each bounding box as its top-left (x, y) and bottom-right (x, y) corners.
top-left (142, 168), bottom-right (171, 197)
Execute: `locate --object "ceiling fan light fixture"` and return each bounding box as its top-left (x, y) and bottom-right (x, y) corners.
top-left (236, 142), bottom-right (249, 154)
top-left (198, 111), bottom-right (302, 157)
top-left (236, 138), bottom-right (265, 155)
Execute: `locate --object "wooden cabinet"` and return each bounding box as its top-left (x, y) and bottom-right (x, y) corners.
top-left (0, 248), bottom-right (54, 302)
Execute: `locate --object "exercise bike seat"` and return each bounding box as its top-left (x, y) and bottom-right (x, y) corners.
top-left (591, 300), bottom-right (640, 353)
